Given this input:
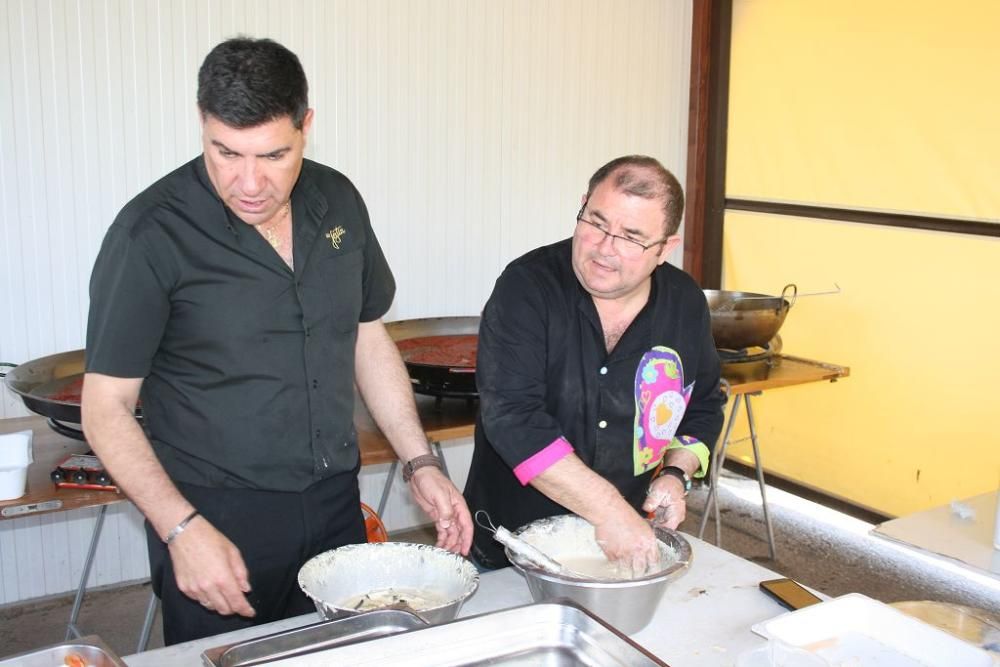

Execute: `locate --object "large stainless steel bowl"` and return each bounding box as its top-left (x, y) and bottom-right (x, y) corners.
top-left (298, 542), bottom-right (479, 625)
top-left (505, 515), bottom-right (692, 634)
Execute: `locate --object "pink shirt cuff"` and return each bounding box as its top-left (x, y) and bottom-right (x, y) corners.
top-left (513, 437), bottom-right (574, 485)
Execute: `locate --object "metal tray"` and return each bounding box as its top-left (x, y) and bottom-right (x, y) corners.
top-left (0, 635), bottom-right (127, 666)
top-left (254, 602), bottom-right (669, 666)
top-left (201, 609), bottom-right (427, 667)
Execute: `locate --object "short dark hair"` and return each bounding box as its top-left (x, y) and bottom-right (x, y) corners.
top-left (197, 37), bottom-right (309, 129)
top-left (586, 156), bottom-right (685, 236)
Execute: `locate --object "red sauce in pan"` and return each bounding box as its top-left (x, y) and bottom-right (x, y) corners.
top-left (44, 376), bottom-right (142, 407)
top-left (36, 336), bottom-right (479, 405)
top-left (47, 377), bottom-right (85, 403)
top-left (396, 335), bottom-right (478, 368)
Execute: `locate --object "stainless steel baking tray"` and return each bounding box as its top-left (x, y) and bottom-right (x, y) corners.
top-left (0, 635), bottom-right (127, 666)
top-left (201, 609), bottom-right (427, 667)
top-left (257, 602), bottom-right (669, 666)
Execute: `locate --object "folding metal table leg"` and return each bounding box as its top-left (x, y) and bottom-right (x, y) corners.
top-left (431, 441), bottom-right (449, 477)
top-left (136, 591), bottom-right (159, 653)
top-left (376, 461), bottom-right (399, 519)
top-left (698, 396), bottom-right (742, 545)
top-left (66, 504), bottom-right (108, 640)
top-left (744, 393), bottom-right (777, 559)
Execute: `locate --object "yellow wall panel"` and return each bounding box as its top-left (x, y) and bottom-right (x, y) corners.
top-left (728, 0), bottom-right (1000, 221)
top-left (722, 211), bottom-right (1000, 516)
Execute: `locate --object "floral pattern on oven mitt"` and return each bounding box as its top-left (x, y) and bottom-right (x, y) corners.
top-left (633, 346), bottom-right (694, 476)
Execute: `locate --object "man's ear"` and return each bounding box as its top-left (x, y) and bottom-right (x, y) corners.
top-left (656, 235), bottom-right (683, 265)
top-left (301, 108), bottom-right (315, 138)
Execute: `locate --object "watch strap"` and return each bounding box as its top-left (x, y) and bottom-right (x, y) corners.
top-left (657, 465), bottom-right (692, 496)
top-left (401, 454), bottom-right (442, 482)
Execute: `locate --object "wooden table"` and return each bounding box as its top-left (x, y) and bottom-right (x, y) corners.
top-left (0, 416), bottom-right (127, 640)
top-left (3, 355), bottom-right (845, 650)
top-left (699, 354), bottom-right (850, 558)
top-left (0, 416), bottom-right (124, 518)
top-left (355, 392), bottom-right (477, 466)
top-left (355, 356), bottom-right (852, 553)
top-left (0, 394), bottom-right (479, 651)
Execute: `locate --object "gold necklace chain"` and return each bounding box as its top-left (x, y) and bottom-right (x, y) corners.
top-left (260, 201), bottom-right (291, 249)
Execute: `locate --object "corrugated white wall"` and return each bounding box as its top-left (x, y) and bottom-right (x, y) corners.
top-left (0, 0), bottom-right (692, 604)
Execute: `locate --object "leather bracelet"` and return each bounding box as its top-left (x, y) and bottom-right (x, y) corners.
top-left (164, 510), bottom-right (200, 546)
top-left (402, 454), bottom-right (442, 482)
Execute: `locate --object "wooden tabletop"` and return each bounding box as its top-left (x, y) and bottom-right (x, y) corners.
top-left (354, 355), bottom-right (850, 461)
top-left (355, 391), bottom-right (478, 465)
top-left (722, 354), bottom-right (849, 395)
top-left (0, 391), bottom-right (480, 520)
top-left (0, 353), bottom-right (846, 518)
top-left (0, 416), bottom-right (125, 520)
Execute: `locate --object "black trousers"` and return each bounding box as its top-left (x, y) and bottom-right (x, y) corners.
top-left (146, 469), bottom-right (366, 646)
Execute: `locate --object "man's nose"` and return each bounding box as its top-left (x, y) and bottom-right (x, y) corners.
top-left (597, 231), bottom-right (619, 255)
top-left (240, 158), bottom-right (263, 194)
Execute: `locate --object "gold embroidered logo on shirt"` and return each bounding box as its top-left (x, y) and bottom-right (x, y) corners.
top-left (325, 226), bottom-right (346, 249)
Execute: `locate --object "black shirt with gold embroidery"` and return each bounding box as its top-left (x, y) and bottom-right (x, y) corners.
top-left (86, 157), bottom-right (395, 491)
top-left (464, 239), bottom-right (724, 567)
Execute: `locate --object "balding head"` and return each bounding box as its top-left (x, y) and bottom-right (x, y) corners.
top-left (586, 156), bottom-right (684, 236)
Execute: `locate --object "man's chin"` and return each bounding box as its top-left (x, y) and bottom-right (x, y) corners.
top-left (583, 266), bottom-right (621, 287)
top-left (228, 205), bottom-right (271, 226)
top-left (580, 277), bottom-right (623, 300)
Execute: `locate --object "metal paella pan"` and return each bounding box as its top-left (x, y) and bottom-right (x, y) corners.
top-left (3, 316), bottom-right (482, 430)
top-left (3, 349), bottom-right (93, 424)
top-left (386, 317), bottom-right (480, 399)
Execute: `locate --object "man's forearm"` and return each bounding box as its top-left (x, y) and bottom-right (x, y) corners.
top-left (354, 319), bottom-right (433, 462)
top-left (529, 454), bottom-right (635, 525)
top-left (81, 376), bottom-right (194, 540)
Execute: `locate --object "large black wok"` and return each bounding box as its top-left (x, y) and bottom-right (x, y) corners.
top-left (387, 316), bottom-right (480, 398)
top-left (704, 285), bottom-right (797, 350)
top-left (3, 317), bottom-right (482, 434)
top-left (1, 350), bottom-right (107, 439)
top-left (4, 350), bottom-right (88, 423)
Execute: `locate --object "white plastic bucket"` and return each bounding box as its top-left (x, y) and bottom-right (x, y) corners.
top-left (0, 430), bottom-right (33, 501)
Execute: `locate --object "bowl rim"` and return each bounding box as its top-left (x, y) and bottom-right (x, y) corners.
top-left (504, 515), bottom-right (692, 586)
top-left (297, 541), bottom-right (480, 615)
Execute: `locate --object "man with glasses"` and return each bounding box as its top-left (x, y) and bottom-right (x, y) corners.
top-left (464, 156), bottom-right (724, 573)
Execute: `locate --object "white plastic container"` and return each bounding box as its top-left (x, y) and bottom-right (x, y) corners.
top-left (749, 593), bottom-right (992, 666)
top-left (0, 430), bottom-right (33, 501)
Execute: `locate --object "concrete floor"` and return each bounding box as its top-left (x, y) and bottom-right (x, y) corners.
top-left (2, 469), bottom-right (999, 661)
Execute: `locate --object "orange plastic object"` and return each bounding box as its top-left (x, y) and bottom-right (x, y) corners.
top-left (362, 502), bottom-right (388, 542)
top-left (64, 654), bottom-right (86, 667)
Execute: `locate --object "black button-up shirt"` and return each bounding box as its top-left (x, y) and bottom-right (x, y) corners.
top-left (464, 239), bottom-right (724, 565)
top-left (86, 157), bottom-right (395, 491)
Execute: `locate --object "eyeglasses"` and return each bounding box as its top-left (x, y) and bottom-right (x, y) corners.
top-left (575, 207), bottom-right (668, 259)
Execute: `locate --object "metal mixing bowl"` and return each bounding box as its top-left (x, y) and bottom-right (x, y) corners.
top-left (298, 542), bottom-right (479, 625)
top-left (505, 515), bottom-right (692, 634)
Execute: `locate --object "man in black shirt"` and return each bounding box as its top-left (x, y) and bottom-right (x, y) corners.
top-left (465, 156), bottom-right (724, 572)
top-left (82, 38), bottom-right (471, 645)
